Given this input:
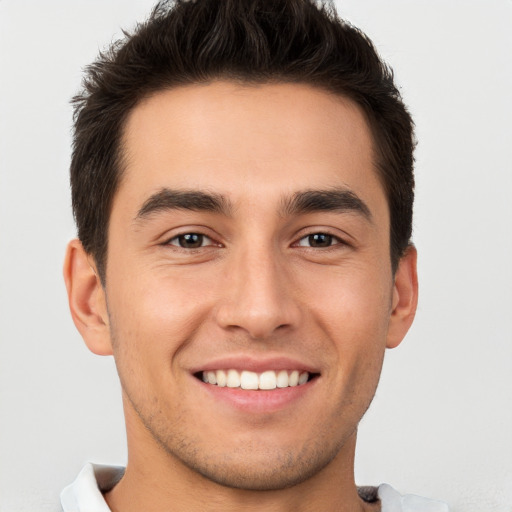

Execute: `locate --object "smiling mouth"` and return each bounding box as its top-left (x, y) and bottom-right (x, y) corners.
top-left (195, 369), bottom-right (319, 390)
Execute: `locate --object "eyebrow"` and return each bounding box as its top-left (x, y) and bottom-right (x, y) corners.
top-left (280, 188), bottom-right (372, 221)
top-left (135, 188), bottom-right (233, 220)
top-left (135, 186), bottom-right (372, 222)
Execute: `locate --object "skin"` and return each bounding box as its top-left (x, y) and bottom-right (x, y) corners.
top-left (64, 82), bottom-right (418, 512)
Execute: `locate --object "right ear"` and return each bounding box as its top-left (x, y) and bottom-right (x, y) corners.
top-left (63, 239), bottom-right (113, 356)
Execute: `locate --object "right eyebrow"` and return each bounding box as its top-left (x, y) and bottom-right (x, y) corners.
top-left (135, 188), bottom-right (233, 221)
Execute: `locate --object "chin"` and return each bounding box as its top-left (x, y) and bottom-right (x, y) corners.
top-left (165, 435), bottom-right (344, 491)
top-left (184, 459), bottom-right (328, 491)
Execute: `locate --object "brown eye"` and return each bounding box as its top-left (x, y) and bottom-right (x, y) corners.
top-left (308, 233), bottom-right (333, 247)
top-left (169, 233), bottom-right (209, 249)
top-left (297, 233), bottom-right (338, 248)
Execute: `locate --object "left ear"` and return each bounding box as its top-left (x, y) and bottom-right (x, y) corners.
top-left (386, 245), bottom-right (418, 349)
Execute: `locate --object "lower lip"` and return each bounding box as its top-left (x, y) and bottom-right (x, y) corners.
top-left (194, 376), bottom-right (318, 414)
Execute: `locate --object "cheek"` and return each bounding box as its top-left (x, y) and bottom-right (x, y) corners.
top-left (298, 262), bottom-right (392, 379)
top-left (300, 261), bottom-right (392, 331)
top-left (105, 266), bottom-right (215, 375)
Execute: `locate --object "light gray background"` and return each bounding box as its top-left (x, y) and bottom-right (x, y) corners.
top-left (1, 1), bottom-right (511, 511)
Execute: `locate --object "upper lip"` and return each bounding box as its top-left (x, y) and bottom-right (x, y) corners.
top-left (190, 355), bottom-right (320, 374)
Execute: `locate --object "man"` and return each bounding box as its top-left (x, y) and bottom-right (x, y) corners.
top-left (61, 0), bottom-right (449, 510)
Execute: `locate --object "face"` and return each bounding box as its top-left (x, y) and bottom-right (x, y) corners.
top-left (95, 82), bottom-right (413, 490)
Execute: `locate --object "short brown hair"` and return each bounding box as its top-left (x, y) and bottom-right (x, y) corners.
top-left (71, 0), bottom-right (415, 281)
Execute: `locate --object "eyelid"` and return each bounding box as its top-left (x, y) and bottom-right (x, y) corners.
top-left (155, 223), bottom-right (223, 245)
top-left (169, 233), bottom-right (210, 247)
top-left (159, 226), bottom-right (351, 250)
top-left (165, 232), bottom-right (222, 249)
top-left (292, 226), bottom-right (352, 248)
top-left (295, 233), bottom-right (346, 248)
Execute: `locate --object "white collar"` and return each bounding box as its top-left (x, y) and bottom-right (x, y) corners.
top-left (61, 463), bottom-right (449, 512)
top-left (60, 463), bottom-right (124, 512)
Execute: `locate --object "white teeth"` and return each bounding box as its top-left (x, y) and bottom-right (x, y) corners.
top-left (201, 369), bottom-right (311, 390)
top-left (259, 370), bottom-right (277, 390)
top-left (216, 370), bottom-right (227, 387)
top-left (276, 370), bottom-right (289, 388)
top-left (240, 371), bottom-right (259, 390)
top-left (226, 369), bottom-right (240, 388)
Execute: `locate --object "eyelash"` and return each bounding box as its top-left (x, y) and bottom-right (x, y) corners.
top-left (166, 233), bottom-right (218, 249)
top-left (165, 231), bottom-right (347, 250)
top-left (295, 232), bottom-right (345, 249)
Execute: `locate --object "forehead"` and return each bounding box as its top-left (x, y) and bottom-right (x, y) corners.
top-left (117, 81), bottom-right (384, 214)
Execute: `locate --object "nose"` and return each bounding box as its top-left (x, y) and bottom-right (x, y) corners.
top-left (214, 245), bottom-right (301, 340)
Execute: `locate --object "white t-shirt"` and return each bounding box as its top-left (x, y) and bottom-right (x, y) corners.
top-left (61, 463), bottom-right (450, 512)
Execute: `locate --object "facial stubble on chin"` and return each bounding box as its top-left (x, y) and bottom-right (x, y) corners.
top-left (107, 306), bottom-right (383, 492)
top-left (126, 392), bottom-right (361, 492)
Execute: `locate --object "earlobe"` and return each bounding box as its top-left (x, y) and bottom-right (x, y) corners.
top-left (386, 245), bottom-right (419, 349)
top-left (63, 239), bottom-right (113, 356)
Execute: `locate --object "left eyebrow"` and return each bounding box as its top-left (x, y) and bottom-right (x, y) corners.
top-left (280, 188), bottom-right (372, 221)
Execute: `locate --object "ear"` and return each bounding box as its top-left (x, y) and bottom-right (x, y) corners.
top-left (63, 239), bottom-right (113, 356)
top-left (386, 245), bottom-right (418, 349)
